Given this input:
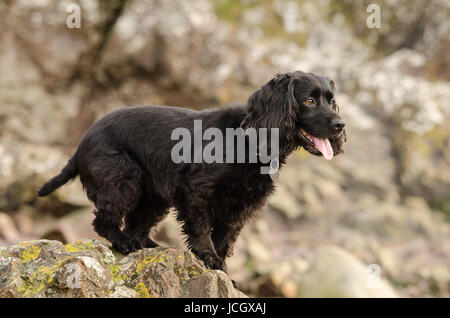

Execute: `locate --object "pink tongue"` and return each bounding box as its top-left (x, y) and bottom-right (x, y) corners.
top-left (311, 136), bottom-right (334, 160)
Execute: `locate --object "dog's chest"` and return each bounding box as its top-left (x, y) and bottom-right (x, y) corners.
top-left (213, 174), bottom-right (274, 225)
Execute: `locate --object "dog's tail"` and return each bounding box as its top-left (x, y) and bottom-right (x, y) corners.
top-left (38, 149), bottom-right (79, 197)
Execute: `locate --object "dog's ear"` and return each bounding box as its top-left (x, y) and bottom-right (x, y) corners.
top-left (329, 79), bottom-right (340, 113)
top-left (329, 79), bottom-right (335, 90)
top-left (241, 73), bottom-right (299, 153)
top-left (286, 76), bottom-right (300, 119)
top-left (327, 78), bottom-right (347, 154)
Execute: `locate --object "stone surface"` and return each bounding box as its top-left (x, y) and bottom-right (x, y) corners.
top-left (0, 239), bottom-right (246, 298)
top-left (296, 246), bottom-right (398, 298)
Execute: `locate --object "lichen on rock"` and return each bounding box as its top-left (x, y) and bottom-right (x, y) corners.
top-left (0, 239), bottom-right (246, 298)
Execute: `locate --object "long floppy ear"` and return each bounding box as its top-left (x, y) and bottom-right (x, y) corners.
top-left (327, 78), bottom-right (347, 154)
top-left (241, 74), bottom-right (299, 154)
top-left (328, 79), bottom-right (340, 113)
top-left (240, 75), bottom-right (286, 132)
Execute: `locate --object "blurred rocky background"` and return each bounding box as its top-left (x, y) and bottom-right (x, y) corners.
top-left (0, 0), bottom-right (449, 297)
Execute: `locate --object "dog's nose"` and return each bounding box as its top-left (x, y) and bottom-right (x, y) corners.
top-left (331, 118), bottom-right (345, 132)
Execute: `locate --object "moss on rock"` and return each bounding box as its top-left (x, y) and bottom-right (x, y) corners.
top-left (0, 239), bottom-right (246, 298)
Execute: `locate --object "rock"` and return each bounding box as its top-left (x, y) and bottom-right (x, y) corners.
top-left (253, 257), bottom-right (310, 297)
top-left (246, 237), bottom-right (272, 266)
top-left (267, 184), bottom-right (302, 219)
top-left (0, 138), bottom-right (90, 217)
top-left (296, 246), bottom-right (398, 298)
top-left (0, 239), bottom-right (246, 298)
top-left (0, 212), bottom-right (20, 243)
top-left (40, 208), bottom-right (100, 244)
top-left (102, 0), bottom-right (244, 101)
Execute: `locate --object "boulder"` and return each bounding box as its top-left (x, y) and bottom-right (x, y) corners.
top-left (296, 246), bottom-right (398, 298)
top-left (0, 212), bottom-right (20, 243)
top-left (0, 239), bottom-right (246, 298)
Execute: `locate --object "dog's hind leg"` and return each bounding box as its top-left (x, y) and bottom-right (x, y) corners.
top-left (92, 207), bottom-right (142, 254)
top-left (123, 194), bottom-right (169, 248)
top-left (86, 154), bottom-right (144, 254)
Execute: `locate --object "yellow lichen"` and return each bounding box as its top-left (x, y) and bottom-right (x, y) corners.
top-left (109, 264), bottom-right (126, 283)
top-left (38, 265), bottom-right (60, 283)
top-left (135, 252), bottom-right (164, 275)
top-left (18, 258), bottom-right (67, 297)
top-left (21, 246), bottom-right (41, 263)
top-left (23, 282), bottom-right (45, 297)
top-left (186, 265), bottom-right (208, 278)
top-left (64, 241), bottom-right (94, 252)
top-left (19, 276), bottom-right (47, 297)
top-left (17, 284), bottom-right (25, 294)
top-left (101, 289), bottom-right (113, 296)
top-left (134, 282), bottom-right (150, 298)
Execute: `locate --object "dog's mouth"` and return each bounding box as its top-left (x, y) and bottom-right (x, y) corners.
top-left (299, 128), bottom-right (334, 160)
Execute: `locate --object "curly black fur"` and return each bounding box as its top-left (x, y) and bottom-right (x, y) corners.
top-left (38, 71), bottom-right (346, 277)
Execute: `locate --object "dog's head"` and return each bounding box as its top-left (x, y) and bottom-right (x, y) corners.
top-left (241, 71), bottom-right (346, 159)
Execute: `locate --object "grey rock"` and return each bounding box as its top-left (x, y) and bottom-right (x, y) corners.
top-left (0, 239), bottom-right (246, 298)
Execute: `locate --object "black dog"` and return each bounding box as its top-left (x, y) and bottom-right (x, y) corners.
top-left (38, 71), bottom-right (346, 276)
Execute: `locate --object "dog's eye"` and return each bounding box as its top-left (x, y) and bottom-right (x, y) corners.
top-left (304, 98), bottom-right (315, 106)
top-left (330, 98), bottom-right (336, 106)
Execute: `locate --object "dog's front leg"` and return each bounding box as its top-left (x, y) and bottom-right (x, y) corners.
top-left (188, 228), bottom-right (226, 272)
top-left (178, 210), bottom-right (226, 272)
top-left (212, 224), bottom-right (242, 262)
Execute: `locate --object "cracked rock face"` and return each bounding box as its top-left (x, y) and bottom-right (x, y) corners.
top-left (0, 239), bottom-right (246, 298)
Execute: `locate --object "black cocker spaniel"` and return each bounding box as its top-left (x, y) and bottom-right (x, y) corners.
top-left (38, 71), bottom-right (346, 284)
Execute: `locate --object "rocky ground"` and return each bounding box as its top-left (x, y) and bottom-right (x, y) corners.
top-left (0, 239), bottom-right (399, 298)
top-left (0, 239), bottom-right (245, 297)
top-left (0, 0), bottom-right (449, 297)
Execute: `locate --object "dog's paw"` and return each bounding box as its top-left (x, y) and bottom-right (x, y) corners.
top-left (112, 238), bottom-right (143, 254)
top-left (201, 253), bottom-right (226, 272)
